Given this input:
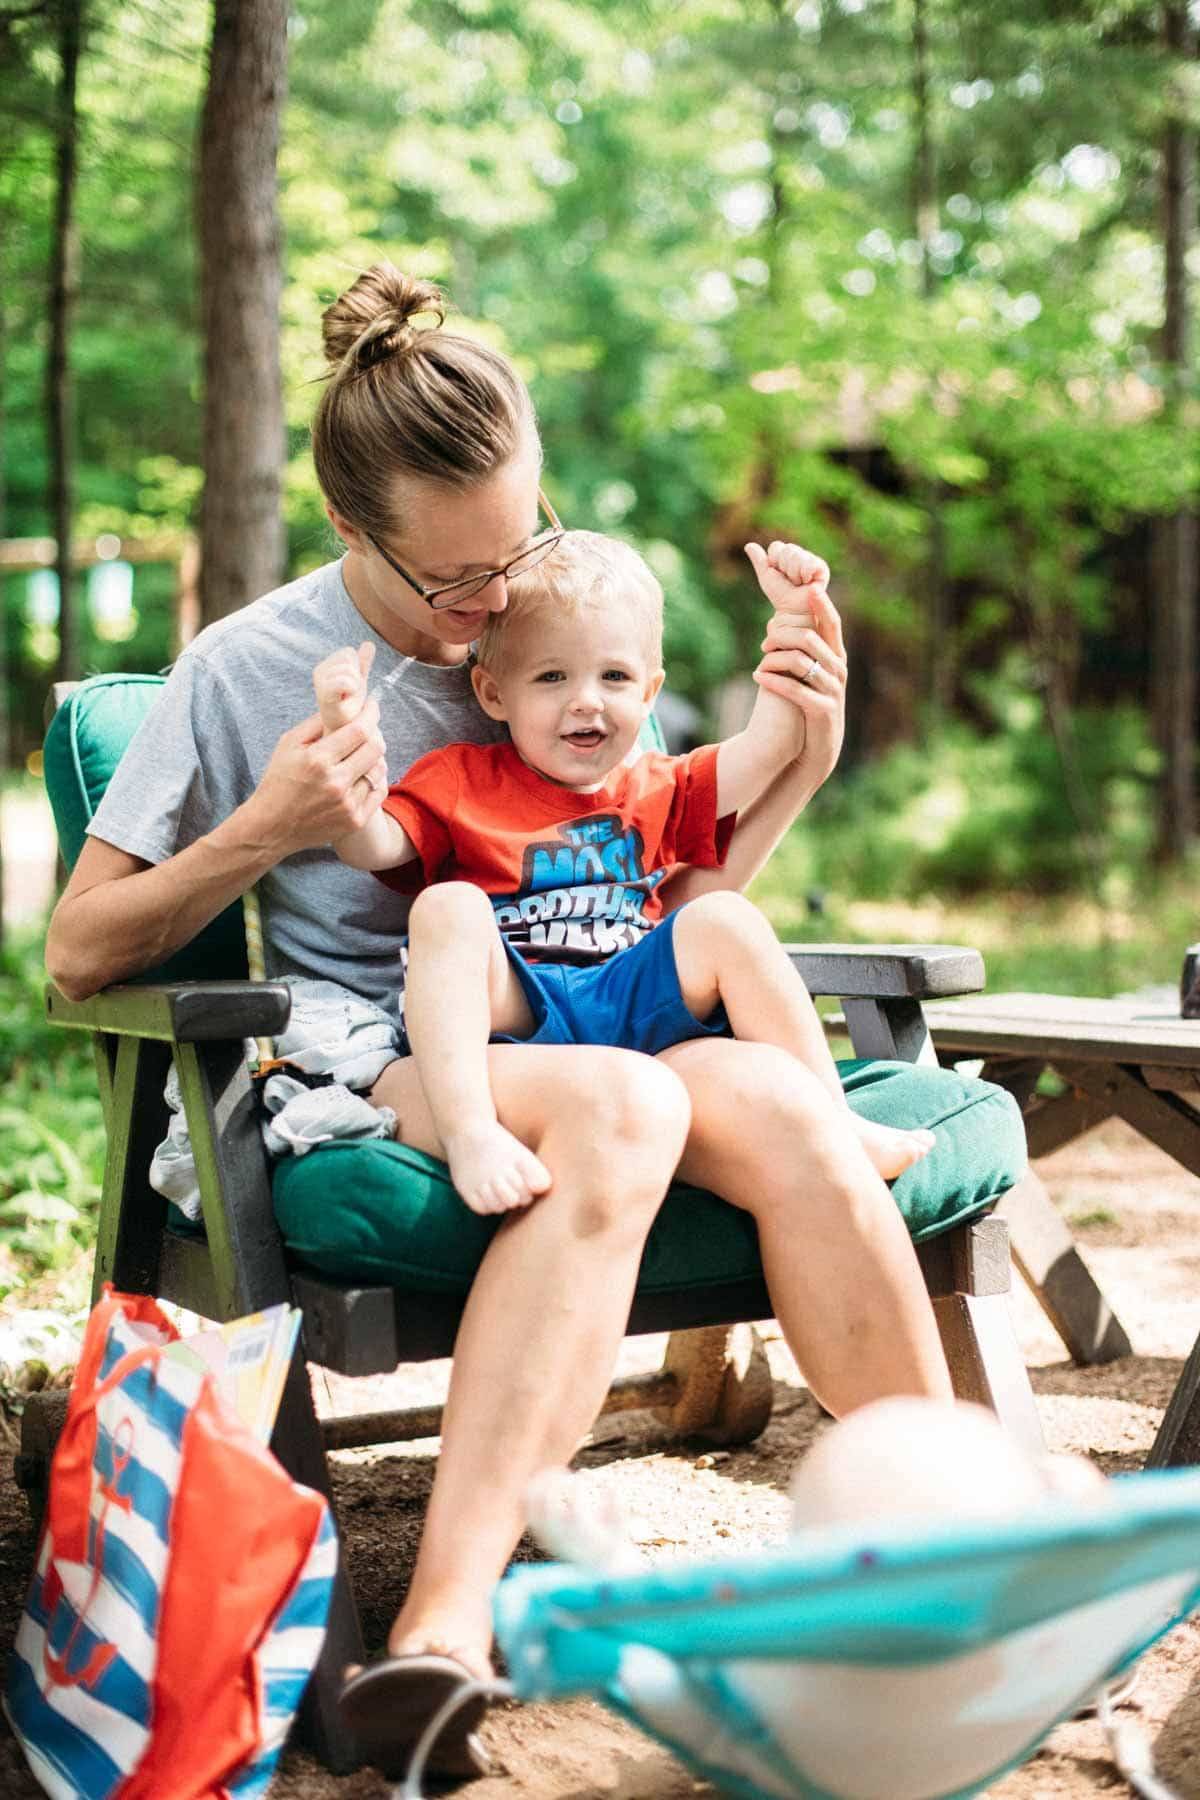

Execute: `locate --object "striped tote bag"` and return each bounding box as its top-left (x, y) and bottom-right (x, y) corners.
top-left (5, 1288), bottom-right (335, 1800)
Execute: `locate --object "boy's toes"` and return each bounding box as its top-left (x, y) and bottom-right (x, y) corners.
top-left (494, 1166), bottom-right (536, 1211)
top-left (488, 1175), bottom-right (521, 1212)
top-left (893, 1133), bottom-right (932, 1168)
top-left (519, 1149), bottom-right (553, 1195)
top-left (853, 1117), bottom-right (937, 1180)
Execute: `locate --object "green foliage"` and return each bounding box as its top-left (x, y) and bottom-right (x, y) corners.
top-left (2, 0), bottom-right (1196, 827)
top-left (0, 936), bottom-right (104, 1286)
top-left (754, 828), bottom-right (1200, 1003)
top-left (786, 701), bottom-right (1156, 900)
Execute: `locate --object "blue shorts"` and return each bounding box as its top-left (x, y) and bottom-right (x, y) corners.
top-left (493, 908), bottom-right (730, 1057)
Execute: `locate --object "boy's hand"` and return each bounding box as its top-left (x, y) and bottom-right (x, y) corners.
top-left (313, 640), bottom-right (375, 734)
top-left (745, 539), bottom-right (830, 627)
top-left (744, 541), bottom-right (847, 782)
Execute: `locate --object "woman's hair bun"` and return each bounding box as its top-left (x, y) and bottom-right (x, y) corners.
top-left (320, 264), bottom-right (446, 372)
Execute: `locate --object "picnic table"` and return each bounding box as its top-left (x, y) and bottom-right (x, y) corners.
top-left (922, 989), bottom-right (1200, 1465)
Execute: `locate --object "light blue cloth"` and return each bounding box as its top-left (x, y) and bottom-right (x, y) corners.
top-left (495, 1469), bottom-right (1200, 1800)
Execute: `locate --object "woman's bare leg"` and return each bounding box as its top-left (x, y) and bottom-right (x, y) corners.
top-left (404, 882), bottom-right (546, 1213)
top-left (658, 1036), bottom-right (952, 1416)
top-left (368, 1044), bottom-right (691, 1675)
top-left (671, 892), bottom-right (935, 1180)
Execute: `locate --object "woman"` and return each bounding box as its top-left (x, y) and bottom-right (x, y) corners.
top-left (45, 266), bottom-right (953, 1780)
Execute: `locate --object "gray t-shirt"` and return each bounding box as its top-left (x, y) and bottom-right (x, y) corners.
top-left (88, 557), bottom-right (506, 1015)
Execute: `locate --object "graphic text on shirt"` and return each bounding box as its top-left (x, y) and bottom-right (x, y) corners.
top-left (499, 812), bottom-right (665, 962)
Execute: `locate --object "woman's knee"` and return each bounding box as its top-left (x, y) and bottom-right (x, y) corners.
top-left (616, 1053), bottom-right (692, 1159)
top-left (700, 1041), bottom-right (833, 1127)
top-left (676, 1043), bottom-right (853, 1184)
top-left (545, 1049), bottom-right (691, 1229)
top-left (407, 880), bottom-right (495, 949)
top-left (570, 1048), bottom-right (690, 1157)
top-left (693, 1046), bottom-right (896, 1225)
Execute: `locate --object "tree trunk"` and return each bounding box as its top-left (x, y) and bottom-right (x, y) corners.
top-left (912, 0), bottom-right (951, 726)
top-left (1152, 2), bottom-right (1197, 862)
top-left (197, 0), bottom-right (288, 625)
top-left (47, 0), bottom-right (82, 686)
top-left (912, 0), bottom-right (937, 300)
top-left (0, 263), bottom-right (8, 952)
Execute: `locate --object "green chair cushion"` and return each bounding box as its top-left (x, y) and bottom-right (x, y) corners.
top-left (44, 673), bottom-right (249, 982)
top-left (272, 1059), bottom-right (1025, 1291)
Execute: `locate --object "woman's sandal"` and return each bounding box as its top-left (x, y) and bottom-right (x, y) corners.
top-left (338, 1653), bottom-right (494, 1784)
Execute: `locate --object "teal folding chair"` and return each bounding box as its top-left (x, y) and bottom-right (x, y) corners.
top-left (488, 1470), bottom-right (1200, 1800)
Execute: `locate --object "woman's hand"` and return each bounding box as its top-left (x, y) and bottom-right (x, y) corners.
top-left (242, 701), bottom-right (390, 857)
top-left (745, 540), bottom-right (847, 787)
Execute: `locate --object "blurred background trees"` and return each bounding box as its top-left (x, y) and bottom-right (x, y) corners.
top-left (1, 0), bottom-right (1197, 907)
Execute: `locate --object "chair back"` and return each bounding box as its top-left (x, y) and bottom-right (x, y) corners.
top-left (43, 673), bottom-right (249, 982)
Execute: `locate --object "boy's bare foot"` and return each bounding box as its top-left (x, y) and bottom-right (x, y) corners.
top-left (445, 1121), bottom-right (552, 1214)
top-left (851, 1116), bottom-right (936, 1181)
top-left (313, 639), bottom-right (374, 731)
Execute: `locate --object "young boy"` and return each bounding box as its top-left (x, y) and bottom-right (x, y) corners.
top-left (313, 532), bottom-right (935, 1215)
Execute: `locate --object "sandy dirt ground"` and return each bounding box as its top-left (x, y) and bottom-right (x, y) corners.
top-left (3, 1117), bottom-right (1200, 1799)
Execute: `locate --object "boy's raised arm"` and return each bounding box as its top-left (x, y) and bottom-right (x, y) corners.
top-left (715, 542), bottom-right (845, 817)
top-left (331, 808), bottom-right (416, 871)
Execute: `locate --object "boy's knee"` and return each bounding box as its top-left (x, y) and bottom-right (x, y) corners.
top-left (407, 881), bottom-right (495, 948)
top-left (677, 890), bottom-right (774, 954)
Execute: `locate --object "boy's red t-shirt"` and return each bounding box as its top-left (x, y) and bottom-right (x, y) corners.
top-left (378, 740), bottom-right (734, 966)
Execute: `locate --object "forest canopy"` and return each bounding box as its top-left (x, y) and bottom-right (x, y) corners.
top-left (2, 0), bottom-right (1196, 867)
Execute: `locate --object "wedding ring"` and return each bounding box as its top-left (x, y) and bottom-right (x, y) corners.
top-left (800, 655), bottom-right (820, 685)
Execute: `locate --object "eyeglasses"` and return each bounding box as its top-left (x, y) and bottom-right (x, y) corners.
top-left (367, 488), bottom-right (564, 611)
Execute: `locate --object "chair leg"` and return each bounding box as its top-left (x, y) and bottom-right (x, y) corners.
top-left (269, 1343), bottom-right (365, 1774)
top-left (918, 1217), bottom-right (1045, 1456)
top-left (933, 1291), bottom-right (1045, 1455)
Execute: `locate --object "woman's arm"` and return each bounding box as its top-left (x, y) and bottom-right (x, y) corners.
top-left (46, 706), bottom-right (389, 999)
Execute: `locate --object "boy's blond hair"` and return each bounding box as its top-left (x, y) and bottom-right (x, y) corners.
top-left (476, 529), bottom-right (664, 673)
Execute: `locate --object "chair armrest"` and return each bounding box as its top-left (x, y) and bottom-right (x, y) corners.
top-left (785, 944), bottom-right (985, 1000)
top-left (45, 980), bottom-right (292, 1044)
